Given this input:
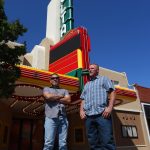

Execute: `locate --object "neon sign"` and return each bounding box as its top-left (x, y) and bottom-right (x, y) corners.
top-left (60, 0), bottom-right (74, 38)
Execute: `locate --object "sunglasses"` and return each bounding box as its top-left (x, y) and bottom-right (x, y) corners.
top-left (50, 77), bottom-right (59, 80)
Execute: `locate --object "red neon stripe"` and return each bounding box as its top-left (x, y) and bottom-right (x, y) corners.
top-left (20, 74), bottom-right (79, 87)
top-left (115, 89), bottom-right (136, 97)
top-left (51, 61), bottom-right (78, 74)
top-left (50, 50), bottom-right (77, 67)
top-left (49, 51), bottom-right (78, 70)
top-left (50, 57), bottom-right (78, 72)
top-left (20, 67), bottom-right (79, 87)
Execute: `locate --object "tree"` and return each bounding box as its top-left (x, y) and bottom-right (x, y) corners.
top-left (0, 0), bottom-right (27, 98)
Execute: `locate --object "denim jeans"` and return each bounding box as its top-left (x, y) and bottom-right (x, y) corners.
top-left (85, 114), bottom-right (116, 150)
top-left (43, 115), bottom-right (68, 150)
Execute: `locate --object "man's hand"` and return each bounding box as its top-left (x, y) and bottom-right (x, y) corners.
top-left (102, 106), bottom-right (113, 118)
top-left (59, 95), bottom-right (71, 104)
top-left (102, 90), bottom-right (115, 118)
top-left (80, 100), bottom-right (86, 119)
top-left (80, 109), bottom-right (86, 119)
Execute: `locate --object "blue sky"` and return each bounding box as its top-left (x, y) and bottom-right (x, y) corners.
top-left (4, 0), bottom-right (150, 87)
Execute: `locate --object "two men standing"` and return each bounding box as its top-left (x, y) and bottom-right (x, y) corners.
top-left (43, 64), bottom-right (116, 150)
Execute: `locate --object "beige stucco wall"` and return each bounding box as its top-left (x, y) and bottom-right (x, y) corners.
top-left (99, 67), bottom-right (129, 87)
top-left (22, 37), bottom-right (54, 71)
top-left (113, 93), bottom-right (150, 149)
top-left (67, 110), bottom-right (150, 150)
top-left (114, 95), bottom-right (141, 112)
top-left (139, 109), bottom-right (150, 149)
top-left (46, 0), bottom-right (60, 43)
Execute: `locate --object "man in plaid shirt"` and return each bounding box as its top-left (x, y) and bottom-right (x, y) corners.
top-left (80, 64), bottom-right (116, 150)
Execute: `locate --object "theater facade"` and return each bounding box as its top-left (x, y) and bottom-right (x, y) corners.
top-left (0, 0), bottom-right (150, 150)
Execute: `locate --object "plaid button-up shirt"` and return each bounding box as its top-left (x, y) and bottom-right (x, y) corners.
top-left (80, 75), bottom-right (115, 116)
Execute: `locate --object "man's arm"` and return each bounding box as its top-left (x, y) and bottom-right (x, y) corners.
top-left (102, 90), bottom-right (116, 118)
top-left (43, 91), bottom-right (64, 101)
top-left (108, 90), bottom-right (116, 108)
top-left (59, 95), bottom-right (71, 104)
top-left (80, 100), bottom-right (86, 119)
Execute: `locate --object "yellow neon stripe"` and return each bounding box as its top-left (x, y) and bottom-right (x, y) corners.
top-left (115, 85), bottom-right (135, 92)
top-left (77, 49), bottom-right (83, 68)
top-left (18, 65), bottom-right (79, 80)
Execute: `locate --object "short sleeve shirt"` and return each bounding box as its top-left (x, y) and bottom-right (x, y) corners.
top-left (80, 75), bottom-right (115, 116)
top-left (43, 87), bottom-right (69, 118)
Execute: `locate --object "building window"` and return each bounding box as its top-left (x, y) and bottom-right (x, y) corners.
top-left (74, 127), bottom-right (84, 144)
top-left (113, 80), bottom-right (119, 85)
top-left (121, 125), bottom-right (138, 138)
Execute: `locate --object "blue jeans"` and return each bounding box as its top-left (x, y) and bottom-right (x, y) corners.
top-left (43, 116), bottom-right (68, 150)
top-left (85, 114), bottom-right (116, 150)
